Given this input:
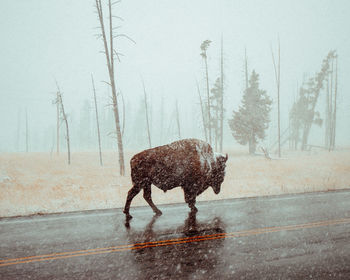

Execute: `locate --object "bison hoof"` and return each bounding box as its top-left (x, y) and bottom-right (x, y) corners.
top-left (124, 210), bottom-right (133, 220)
top-left (154, 210), bottom-right (162, 216)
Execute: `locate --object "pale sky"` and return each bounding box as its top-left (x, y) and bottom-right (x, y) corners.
top-left (1, 0), bottom-right (350, 152)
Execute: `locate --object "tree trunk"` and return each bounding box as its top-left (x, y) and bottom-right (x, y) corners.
top-left (219, 36), bottom-right (224, 152)
top-left (142, 80), bottom-right (152, 148)
top-left (248, 135), bottom-right (256, 154)
top-left (325, 77), bottom-right (330, 149)
top-left (328, 59), bottom-right (334, 151)
top-left (245, 50), bottom-right (253, 155)
top-left (112, 95), bottom-right (125, 174)
top-left (196, 80), bottom-right (207, 142)
top-left (63, 114), bottom-right (71, 165)
top-left (277, 40), bottom-right (281, 157)
top-left (55, 82), bottom-right (71, 165)
top-left (295, 123), bottom-right (299, 150)
top-left (301, 123), bottom-right (311, 151)
top-left (331, 55), bottom-right (338, 150)
top-left (91, 74), bottom-right (103, 166)
top-left (271, 40), bottom-right (281, 157)
top-left (204, 55), bottom-right (211, 145)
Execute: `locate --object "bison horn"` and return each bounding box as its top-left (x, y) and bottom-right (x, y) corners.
top-left (225, 153), bottom-right (228, 162)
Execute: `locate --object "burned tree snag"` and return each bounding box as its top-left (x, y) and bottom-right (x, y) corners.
top-left (271, 39), bottom-right (281, 157)
top-left (196, 80), bottom-right (208, 142)
top-left (95, 0), bottom-right (126, 175)
top-left (91, 74), bottom-right (103, 166)
top-left (142, 80), bottom-right (152, 148)
top-left (55, 81), bottom-right (70, 165)
top-left (200, 40), bottom-right (212, 145)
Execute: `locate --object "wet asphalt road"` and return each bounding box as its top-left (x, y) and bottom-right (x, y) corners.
top-left (1, 190), bottom-right (350, 280)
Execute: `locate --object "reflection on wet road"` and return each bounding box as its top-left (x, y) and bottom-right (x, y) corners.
top-left (126, 212), bottom-right (226, 280)
top-left (1, 190), bottom-right (350, 279)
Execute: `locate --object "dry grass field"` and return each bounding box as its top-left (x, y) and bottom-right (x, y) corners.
top-left (1, 148), bottom-right (349, 217)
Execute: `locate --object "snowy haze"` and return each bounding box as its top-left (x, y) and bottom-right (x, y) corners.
top-left (1, 0), bottom-right (350, 152)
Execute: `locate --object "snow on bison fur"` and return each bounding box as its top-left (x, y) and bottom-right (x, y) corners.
top-left (123, 139), bottom-right (228, 219)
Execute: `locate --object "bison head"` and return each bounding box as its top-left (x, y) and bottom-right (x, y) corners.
top-left (210, 153), bottom-right (228, 194)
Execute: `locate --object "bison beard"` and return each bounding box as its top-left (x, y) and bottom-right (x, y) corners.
top-left (123, 139), bottom-right (228, 219)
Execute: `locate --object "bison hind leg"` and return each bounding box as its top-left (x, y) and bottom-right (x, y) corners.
top-left (143, 185), bottom-right (162, 216)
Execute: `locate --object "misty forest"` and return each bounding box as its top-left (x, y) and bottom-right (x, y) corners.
top-left (1, 0), bottom-right (350, 217)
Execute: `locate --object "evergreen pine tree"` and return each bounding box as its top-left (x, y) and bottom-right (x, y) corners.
top-left (229, 70), bottom-right (272, 154)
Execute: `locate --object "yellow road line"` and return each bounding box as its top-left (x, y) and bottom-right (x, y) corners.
top-left (1, 217), bottom-right (349, 267)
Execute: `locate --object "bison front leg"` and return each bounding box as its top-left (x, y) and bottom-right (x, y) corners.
top-left (143, 185), bottom-right (162, 216)
top-left (184, 191), bottom-right (198, 213)
top-left (123, 184), bottom-right (142, 219)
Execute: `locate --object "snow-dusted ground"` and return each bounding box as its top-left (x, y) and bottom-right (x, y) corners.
top-left (1, 148), bottom-right (349, 217)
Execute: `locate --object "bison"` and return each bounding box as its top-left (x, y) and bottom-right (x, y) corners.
top-left (123, 139), bottom-right (228, 219)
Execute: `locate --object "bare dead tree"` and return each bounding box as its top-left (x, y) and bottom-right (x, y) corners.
top-left (200, 40), bottom-right (212, 145)
top-left (331, 55), bottom-right (338, 149)
top-left (289, 83), bottom-right (299, 150)
top-left (210, 77), bottom-right (221, 151)
top-left (244, 48), bottom-right (249, 91)
top-left (325, 76), bottom-right (330, 148)
top-left (142, 80), bottom-right (152, 148)
top-left (219, 35), bottom-right (224, 153)
top-left (95, 0), bottom-right (127, 175)
top-left (175, 100), bottom-right (181, 140)
top-left (91, 74), bottom-right (103, 166)
top-left (55, 81), bottom-right (71, 165)
top-left (243, 48), bottom-right (249, 149)
top-left (271, 38), bottom-right (281, 157)
top-left (329, 58), bottom-right (334, 150)
top-left (196, 80), bottom-right (207, 142)
top-left (324, 52), bottom-right (338, 151)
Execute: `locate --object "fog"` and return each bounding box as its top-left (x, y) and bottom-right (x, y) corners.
top-left (1, 0), bottom-right (350, 153)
